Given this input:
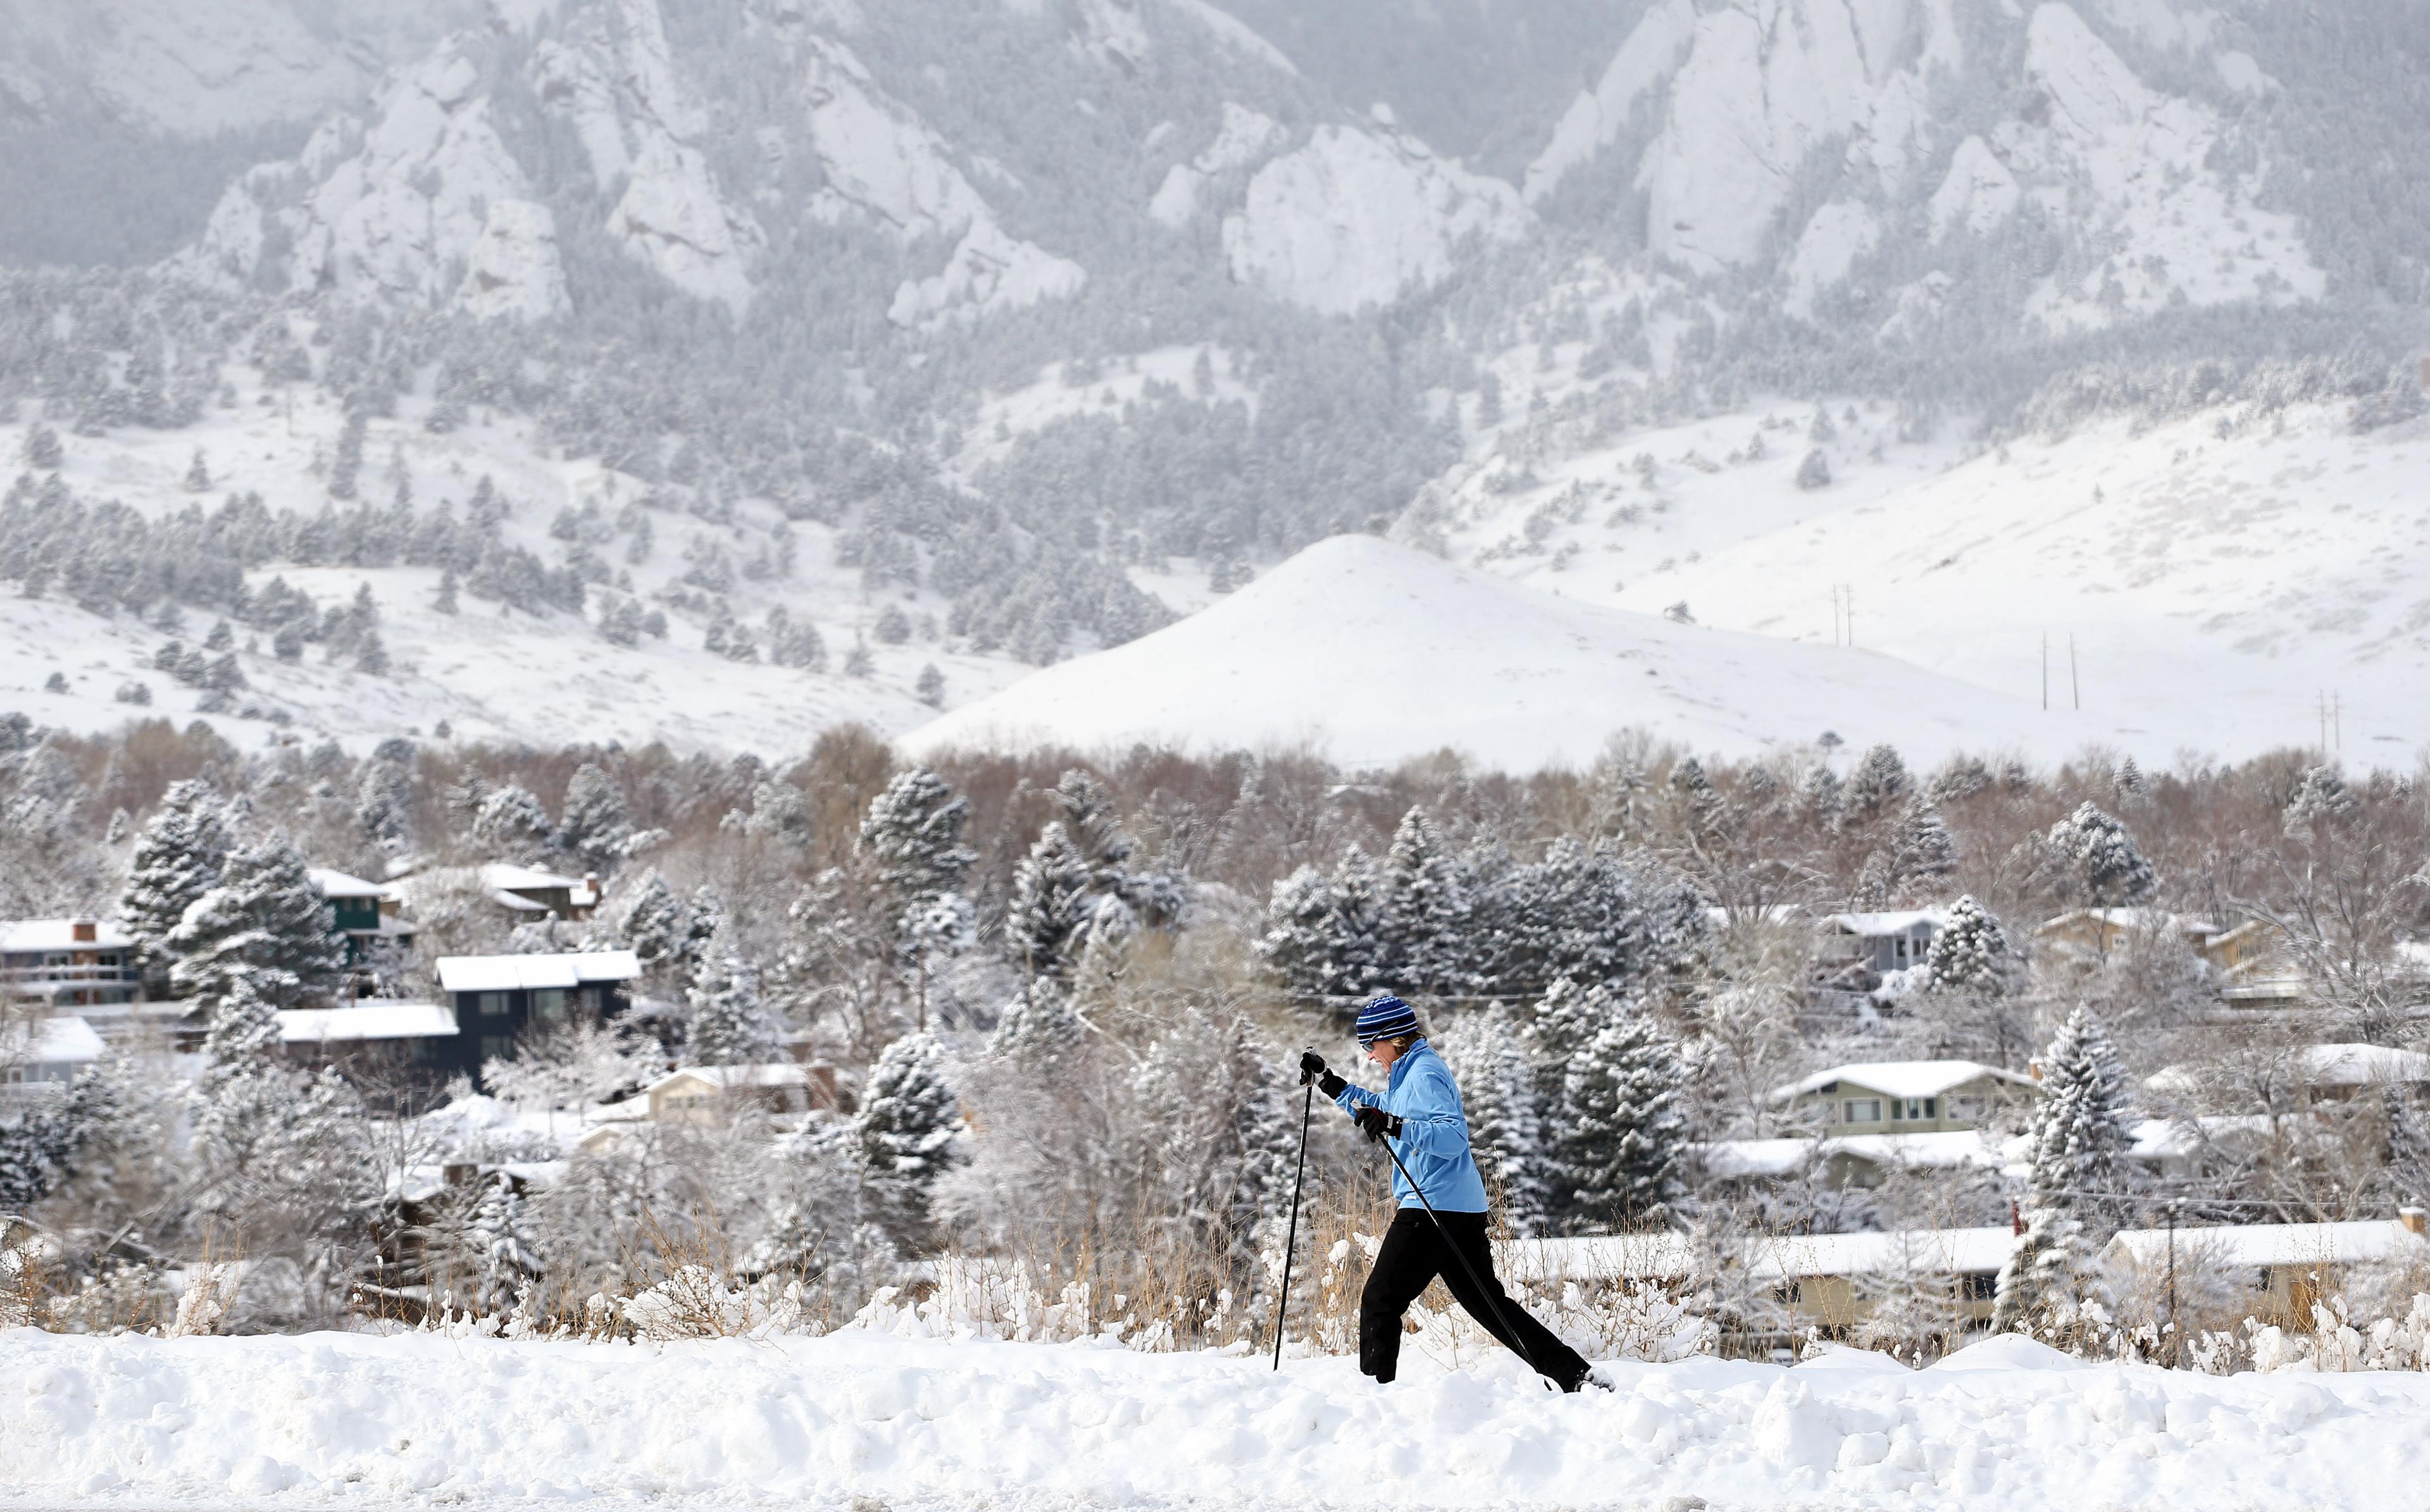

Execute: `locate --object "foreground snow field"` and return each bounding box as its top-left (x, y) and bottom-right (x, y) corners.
top-left (6, 1328), bottom-right (2427, 1509)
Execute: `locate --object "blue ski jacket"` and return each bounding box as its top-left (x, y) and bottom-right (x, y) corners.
top-left (1333, 1039), bottom-right (1490, 1213)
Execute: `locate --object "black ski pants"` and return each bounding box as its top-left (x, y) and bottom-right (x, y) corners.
top-left (1359, 1206), bottom-right (1590, 1389)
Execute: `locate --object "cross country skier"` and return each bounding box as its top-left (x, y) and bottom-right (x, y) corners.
top-left (1299, 994), bottom-right (1607, 1392)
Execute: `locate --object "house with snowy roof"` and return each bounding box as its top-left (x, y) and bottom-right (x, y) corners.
top-left (276, 1002), bottom-right (462, 1081)
top-left (2145, 1043), bottom-right (2430, 1108)
top-left (435, 951), bottom-right (640, 1084)
top-left (306, 868), bottom-right (417, 976)
top-left (576, 1062), bottom-right (838, 1155)
top-left (2105, 1214), bottom-right (2430, 1327)
top-left (0, 918), bottom-right (144, 1012)
top-left (1767, 1060), bottom-right (2041, 1136)
top-left (1817, 910), bottom-right (1945, 975)
top-left (2033, 907), bottom-right (2221, 960)
top-left (1, 1013), bottom-right (106, 1098)
top-left (1698, 1129), bottom-right (2007, 1194)
top-left (479, 864), bottom-right (600, 921)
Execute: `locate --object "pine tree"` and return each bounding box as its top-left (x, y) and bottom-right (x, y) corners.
top-left (1378, 806), bottom-right (1471, 996)
top-left (1843, 744), bottom-right (1910, 826)
top-left (328, 411), bottom-right (366, 500)
top-left (168, 833), bottom-right (349, 1012)
top-left (619, 871), bottom-right (687, 975)
top-left (22, 423), bottom-right (62, 470)
top-left (558, 763), bottom-right (631, 866)
top-left (1554, 993), bottom-right (1687, 1231)
top-left (1256, 855), bottom-right (1383, 1000)
top-left (1004, 821), bottom-right (1095, 980)
top-left (990, 976), bottom-right (1085, 1069)
top-left (2044, 802), bottom-right (2157, 905)
top-left (914, 663), bottom-right (944, 707)
top-left (1995, 1005), bottom-right (2133, 1332)
top-left (433, 567), bottom-right (459, 615)
top-left (120, 779), bottom-right (235, 976)
top-left (472, 784), bottom-right (555, 851)
top-left (184, 449), bottom-right (211, 492)
top-left (857, 1032), bottom-right (962, 1237)
top-left (354, 757), bottom-right (415, 851)
top-left (354, 628), bottom-right (390, 676)
top-left (686, 925), bottom-right (774, 1065)
top-left (1924, 894), bottom-right (2010, 993)
top-left (859, 769), bottom-right (975, 904)
top-left (199, 970), bottom-right (284, 1089)
top-left (1890, 795), bottom-right (1956, 893)
top-left (2284, 764), bottom-right (2358, 835)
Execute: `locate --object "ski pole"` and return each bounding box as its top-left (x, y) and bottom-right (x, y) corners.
top-left (1372, 1126), bottom-right (1555, 1388)
top-left (1271, 1079), bottom-right (1315, 1371)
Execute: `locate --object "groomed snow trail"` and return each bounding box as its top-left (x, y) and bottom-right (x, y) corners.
top-left (3, 1329), bottom-right (2420, 1509)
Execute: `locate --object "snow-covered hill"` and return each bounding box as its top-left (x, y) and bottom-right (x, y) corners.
top-left (904, 535), bottom-right (2131, 770)
top-left (1410, 384), bottom-right (2430, 764)
top-left (0, 375), bottom-right (1036, 757)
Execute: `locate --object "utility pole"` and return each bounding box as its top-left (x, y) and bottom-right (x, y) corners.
top-left (2319, 690), bottom-right (2329, 759)
top-left (2165, 1201), bottom-right (2179, 1369)
top-left (2069, 634), bottom-right (2079, 712)
top-left (2334, 690), bottom-right (2343, 757)
top-left (1845, 585), bottom-right (1854, 649)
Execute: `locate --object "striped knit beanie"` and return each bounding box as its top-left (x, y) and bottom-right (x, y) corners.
top-left (1354, 994), bottom-right (1419, 1046)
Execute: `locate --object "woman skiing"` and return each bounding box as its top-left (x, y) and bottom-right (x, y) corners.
top-left (1299, 994), bottom-right (1605, 1392)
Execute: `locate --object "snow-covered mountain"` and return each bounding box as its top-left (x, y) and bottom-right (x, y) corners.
top-left (0, 0), bottom-right (2424, 766)
top-left (904, 534), bottom-right (2132, 770)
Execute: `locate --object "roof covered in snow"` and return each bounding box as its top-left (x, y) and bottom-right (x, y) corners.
top-left (653, 1063), bottom-right (811, 1091)
top-left (1504, 1226), bottom-right (2017, 1284)
top-left (1820, 910), bottom-right (1944, 937)
top-left (2107, 1220), bottom-right (2429, 1270)
top-left (2036, 907), bottom-right (2221, 936)
top-left (436, 951), bottom-right (641, 992)
top-left (4, 1015), bottom-right (107, 1065)
top-left (2146, 1043), bottom-right (2430, 1095)
top-left (1699, 1130), bottom-right (2004, 1179)
top-left (0, 919), bottom-right (135, 953)
top-left (277, 1003), bottom-right (459, 1043)
top-left (1766, 1060), bottom-right (2041, 1105)
top-left (306, 867), bottom-right (390, 900)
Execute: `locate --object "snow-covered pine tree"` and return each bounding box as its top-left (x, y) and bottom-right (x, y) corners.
top-left (686, 924), bottom-right (775, 1065)
top-left (22, 423), bottom-right (62, 470)
top-left (354, 756), bottom-right (414, 852)
top-left (1378, 806), bottom-right (1471, 996)
top-left (1256, 852), bottom-right (1383, 1001)
top-left (1924, 894), bottom-right (2011, 993)
top-left (1993, 1005), bottom-right (2134, 1334)
top-left (184, 449), bottom-right (210, 492)
top-left (1890, 795), bottom-right (1956, 893)
top-left (1842, 744), bottom-right (1911, 826)
top-left (119, 778), bottom-right (235, 977)
top-left (557, 763), bottom-right (631, 866)
top-left (168, 833), bottom-right (349, 1012)
top-left (990, 975), bottom-right (1085, 1069)
top-left (433, 567), bottom-right (459, 615)
top-left (2043, 802), bottom-right (2157, 905)
top-left (857, 1031), bottom-right (962, 1237)
top-left (618, 870), bottom-right (686, 976)
top-left (2284, 764), bottom-right (2358, 835)
top-left (1004, 821), bottom-right (1095, 981)
top-left (199, 970), bottom-right (285, 1089)
top-left (859, 768), bottom-right (976, 905)
top-left (1554, 995), bottom-right (1688, 1232)
top-left (471, 783), bottom-right (555, 852)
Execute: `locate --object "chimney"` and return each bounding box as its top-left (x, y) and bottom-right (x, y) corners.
top-left (70, 917), bottom-right (96, 943)
top-left (2011, 1198), bottom-right (2026, 1236)
top-left (2401, 1206), bottom-right (2426, 1236)
top-left (2028, 1058), bottom-right (2045, 1082)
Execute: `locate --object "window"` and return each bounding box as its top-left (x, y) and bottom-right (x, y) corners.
top-left (1960, 1273), bottom-right (1997, 1301)
top-left (1891, 1097), bottom-right (1938, 1122)
top-left (475, 992), bottom-right (511, 1019)
top-left (480, 1035), bottom-right (516, 1062)
top-left (1843, 1098), bottom-right (1883, 1124)
top-left (532, 989), bottom-right (568, 1022)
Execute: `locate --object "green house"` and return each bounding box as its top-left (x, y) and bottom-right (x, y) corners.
top-left (308, 867), bottom-right (416, 969)
top-left (1766, 1060), bottom-right (2041, 1135)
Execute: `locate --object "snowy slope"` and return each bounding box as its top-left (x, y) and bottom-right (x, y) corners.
top-left (9, 1326), bottom-right (2430, 1508)
top-left (0, 380), bottom-right (1033, 757)
top-left (905, 535), bottom-right (2129, 770)
top-left (1418, 391), bottom-right (2430, 764)
top-left (0, 0), bottom-right (385, 135)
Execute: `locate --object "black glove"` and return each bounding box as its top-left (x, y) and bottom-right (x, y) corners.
top-left (1353, 1104), bottom-right (1403, 1144)
top-left (1299, 1051), bottom-right (1347, 1099)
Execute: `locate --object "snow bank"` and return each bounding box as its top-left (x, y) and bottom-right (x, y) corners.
top-left (8, 1327), bottom-right (2430, 1506)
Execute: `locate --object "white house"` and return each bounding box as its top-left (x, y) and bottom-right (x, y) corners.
top-left (578, 1063), bottom-right (832, 1155)
top-left (0, 919), bottom-right (143, 1011)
